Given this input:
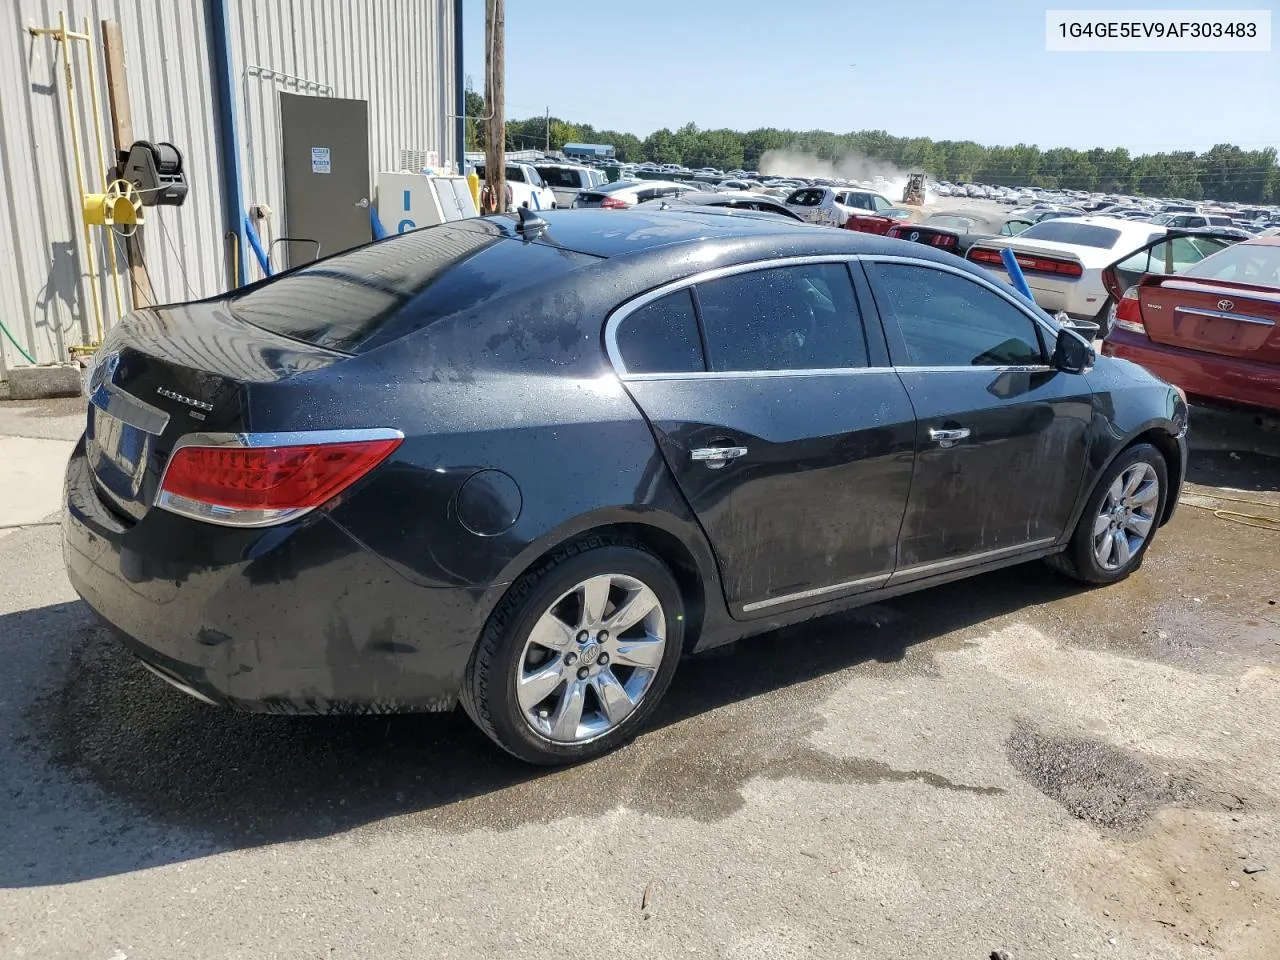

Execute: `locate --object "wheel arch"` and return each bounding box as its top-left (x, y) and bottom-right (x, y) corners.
top-left (470, 507), bottom-right (724, 656)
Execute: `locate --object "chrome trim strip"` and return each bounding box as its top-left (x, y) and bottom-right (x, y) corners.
top-left (741, 572), bottom-right (891, 613)
top-left (604, 252), bottom-right (1061, 379)
top-left (1172, 305), bottom-right (1275, 327)
top-left (155, 427), bottom-right (405, 528)
top-left (89, 379), bottom-right (170, 437)
top-left (618, 367), bottom-right (901, 382)
top-left (893, 365), bottom-right (1053, 374)
top-left (891, 538), bottom-right (1057, 580)
top-left (1163, 279), bottom-right (1280, 304)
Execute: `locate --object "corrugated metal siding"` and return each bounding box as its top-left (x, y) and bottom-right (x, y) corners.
top-left (228, 0), bottom-right (457, 277)
top-left (0, 1), bottom-right (227, 376)
top-left (1, 0), bottom-right (456, 379)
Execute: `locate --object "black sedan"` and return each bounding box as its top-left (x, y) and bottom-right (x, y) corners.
top-left (64, 208), bottom-right (1188, 764)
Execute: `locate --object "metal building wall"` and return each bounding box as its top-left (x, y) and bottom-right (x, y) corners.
top-left (0, 1), bottom-right (228, 377)
top-left (227, 0), bottom-right (458, 276)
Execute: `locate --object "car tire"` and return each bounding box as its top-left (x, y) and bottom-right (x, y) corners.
top-left (1096, 297), bottom-right (1116, 338)
top-left (1046, 443), bottom-right (1168, 586)
top-left (460, 535), bottom-right (684, 765)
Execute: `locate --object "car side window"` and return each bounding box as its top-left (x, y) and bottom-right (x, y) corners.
top-left (694, 263), bottom-right (869, 372)
top-left (872, 195), bottom-right (892, 212)
top-left (867, 263), bottom-right (1045, 368)
top-left (613, 289), bottom-right (705, 375)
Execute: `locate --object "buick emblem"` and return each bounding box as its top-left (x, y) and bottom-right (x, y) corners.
top-left (578, 641), bottom-right (600, 666)
top-left (1217, 299), bottom-right (1234, 311)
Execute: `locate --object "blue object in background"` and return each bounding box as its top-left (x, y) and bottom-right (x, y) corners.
top-left (371, 205), bottom-right (387, 240)
top-left (1000, 246), bottom-right (1035, 302)
top-left (243, 215), bottom-right (272, 277)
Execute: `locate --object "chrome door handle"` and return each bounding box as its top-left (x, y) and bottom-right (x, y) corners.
top-left (354, 197), bottom-right (370, 208)
top-left (928, 427), bottom-right (970, 448)
top-left (691, 446), bottom-right (748, 469)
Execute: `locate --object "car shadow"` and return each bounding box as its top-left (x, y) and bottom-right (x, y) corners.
top-left (1, 563), bottom-right (1082, 889)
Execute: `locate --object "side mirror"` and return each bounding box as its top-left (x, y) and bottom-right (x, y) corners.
top-left (1052, 327), bottom-right (1095, 374)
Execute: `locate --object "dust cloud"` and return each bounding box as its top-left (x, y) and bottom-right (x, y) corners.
top-left (758, 149), bottom-right (933, 203)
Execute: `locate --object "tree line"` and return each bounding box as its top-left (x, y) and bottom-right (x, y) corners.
top-left (465, 93), bottom-right (1279, 203)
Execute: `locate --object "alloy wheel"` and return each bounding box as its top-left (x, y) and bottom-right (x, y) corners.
top-left (516, 573), bottom-right (667, 744)
top-left (1093, 462), bottom-right (1160, 571)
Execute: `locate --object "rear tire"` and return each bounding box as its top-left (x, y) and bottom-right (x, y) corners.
top-left (1047, 443), bottom-right (1168, 586)
top-left (460, 535), bottom-right (684, 765)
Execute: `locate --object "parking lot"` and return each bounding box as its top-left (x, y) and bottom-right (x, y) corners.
top-left (0, 397), bottom-right (1276, 959)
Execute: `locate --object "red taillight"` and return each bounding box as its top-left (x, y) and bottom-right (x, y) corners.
top-left (968, 247), bottom-right (1082, 277)
top-left (1113, 286), bottom-right (1146, 336)
top-left (600, 196), bottom-right (629, 209)
top-left (930, 233), bottom-right (956, 249)
top-left (968, 248), bottom-right (1004, 266)
top-left (157, 432), bottom-right (402, 527)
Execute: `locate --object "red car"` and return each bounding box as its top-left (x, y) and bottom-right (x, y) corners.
top-left (843, 208), bottom-right (913, 235)
top-left (1102, 235), bottom-right (1280, 413)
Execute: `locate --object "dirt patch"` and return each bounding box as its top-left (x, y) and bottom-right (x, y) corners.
top-left (1005, 720), bottom-right (1241, 830)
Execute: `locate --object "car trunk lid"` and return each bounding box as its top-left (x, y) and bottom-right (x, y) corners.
top-left (85, 301), bottom-right (344, 523)
top-left (1137, 277), bottom-right (1280, 362)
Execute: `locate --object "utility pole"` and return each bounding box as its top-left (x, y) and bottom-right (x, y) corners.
top-left (545, 106), bottom-right (550, 153)
top-left (483, 0), bottom-right (505, 213)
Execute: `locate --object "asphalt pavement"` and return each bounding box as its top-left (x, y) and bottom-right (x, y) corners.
top-left (1, 398), bottom-right (1277, 960)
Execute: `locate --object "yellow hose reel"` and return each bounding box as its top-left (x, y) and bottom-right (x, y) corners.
top-left (83, 179), bottom-right (145, 232)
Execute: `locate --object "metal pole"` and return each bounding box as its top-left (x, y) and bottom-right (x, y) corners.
top-left (84, 17), bottom-right (124, 327)
top-left (545, 106), bottom-right (549, 153)
top-left (483, 0), bottom-right (505, 213)
top-left (54, 11), bottom-right (105, 344)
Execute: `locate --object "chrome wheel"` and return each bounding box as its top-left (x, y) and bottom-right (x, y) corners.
top-left (516, 573), bottom-right (667, 744)
top-left (1093, 462), bottom-right (1159, 571)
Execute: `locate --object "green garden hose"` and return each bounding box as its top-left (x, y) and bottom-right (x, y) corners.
top-left (0, 318), bottom-right (36, 364)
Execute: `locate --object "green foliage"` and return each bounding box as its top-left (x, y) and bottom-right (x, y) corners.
top-left (489, 110), bottom-right (1279, 202)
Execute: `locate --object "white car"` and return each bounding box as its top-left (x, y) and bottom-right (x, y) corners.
top-left (965, 216), bottom-right (1166, 330)
top-left (473, 162), bottom-right (558, 210)
top-left (533, 163), bottom-right (606, 209)
top-left (784, 186), bottom-right (896, 227)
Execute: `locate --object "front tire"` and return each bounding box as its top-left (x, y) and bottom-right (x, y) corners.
top-left (1047, 443), bottom-right (1168, 585)
top-left (461, 536), bottom-right (684, 765)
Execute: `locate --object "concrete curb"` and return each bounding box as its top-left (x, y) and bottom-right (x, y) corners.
top-left (6, 363), bottom-right (83, 401)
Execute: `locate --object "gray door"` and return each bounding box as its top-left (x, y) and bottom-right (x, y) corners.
top-left (280, 93), bottom-right (371, 267)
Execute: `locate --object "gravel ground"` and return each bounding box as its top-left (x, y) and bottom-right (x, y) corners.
top-left (0, 400), bottom-right (1277, 960)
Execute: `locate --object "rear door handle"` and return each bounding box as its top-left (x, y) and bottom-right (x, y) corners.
top-left (691, 446), bottom-right (748, 469)
top-left (928, 427), bottom-right (970, 448)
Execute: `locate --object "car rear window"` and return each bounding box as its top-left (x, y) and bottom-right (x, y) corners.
top-left (1016, 221), bottom-right (1123, 249)
top-left (537, 167), bottom-right (584, 189)
top-left (1181, 242), bottom-right (1280, 284)
top-left (230, 222), bottom-right (600, 353)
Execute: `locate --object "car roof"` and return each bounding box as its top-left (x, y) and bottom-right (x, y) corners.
top-left (1243, 234), bottom-right (1280, 246)
top-left (1036, 215), bottom-right (1164, 236)
top-left (501, 208), bottom-right (976, 268)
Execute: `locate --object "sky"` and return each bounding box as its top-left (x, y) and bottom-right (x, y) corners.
top-left (463, 0), bottom-right (1280, 154)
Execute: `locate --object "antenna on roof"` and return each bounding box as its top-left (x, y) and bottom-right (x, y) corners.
top-left (515, 205), bottom-right (550, 239)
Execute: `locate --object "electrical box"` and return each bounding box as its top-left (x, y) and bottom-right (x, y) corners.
top-left (377, 173), bottom-right (478, 235)
top-left (113, 141), bottom-right (187, 207)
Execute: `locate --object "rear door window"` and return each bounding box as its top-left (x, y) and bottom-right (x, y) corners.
top-left (694, 263), bottom-right (869, 372)
top-left (867, 263), bottom-right (1045, 367)
top-left (613, 289), bottom-right (705, 374)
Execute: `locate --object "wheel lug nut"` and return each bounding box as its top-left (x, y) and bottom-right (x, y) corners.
top-left (564, 652), bottom-right (578, 666)
top-left (598, 630), bottom-right (609, 642)
top-left (577, 666), bottom-right (590, 680)
top-left (576, 631), bottom-right (589, 643)
top-left (599, 653), bottom-right (609, 666)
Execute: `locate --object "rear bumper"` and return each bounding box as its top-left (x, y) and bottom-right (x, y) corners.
top-left (63, 440), bottom-right (479, 714)
top-left (1103, 330), bottom-right (1280, 415)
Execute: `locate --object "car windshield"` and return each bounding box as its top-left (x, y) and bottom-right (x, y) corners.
top-left (1017, 221), bottom-right (1123, 249)
top-left (1181, 242), bottom-right (1280, 286)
